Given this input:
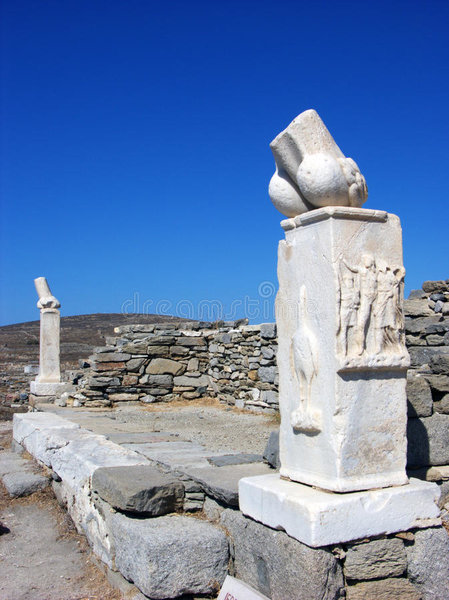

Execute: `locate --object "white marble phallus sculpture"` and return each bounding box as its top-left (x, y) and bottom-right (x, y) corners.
top-left (30, 277), bottom-right (66, 398)
top-left (268, 109), bottom-right (368, 217)
top-left (238, 110), bottom-right (440, 548)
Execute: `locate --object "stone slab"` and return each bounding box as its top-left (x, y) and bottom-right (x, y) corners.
top-left (207, 453), bottom-right (263, 467)
top-left (110, 513), bottom-right (229, 599)
top-left (2, 471), bottom-right (49, 497)
top-left (122, 441), bottom-right (217, 469)
top-left (185, 463), bottom-right (273, 506)
top-left (239, 473), bottom-right (440, 547)
top-left (0, 452), bottom-right (32, 476)
top-left (346, 578), bottom-right (421, 600)
top-left (30, 382), bottom-right (74, 397)
top-left (407, 371), bottom-right (433, 417)
top-left (92, 465), bottom-right (184, 515)
top-left (106, 432), bottom-right (179, 444)
top-left (13, 413), bottom-right (148, 487)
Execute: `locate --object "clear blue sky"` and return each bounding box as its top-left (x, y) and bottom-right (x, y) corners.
top-left (1, 0), bottom-right (448, 326)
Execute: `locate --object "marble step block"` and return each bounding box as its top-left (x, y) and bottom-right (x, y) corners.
top-left (239, 474), bottom-right (440, 547)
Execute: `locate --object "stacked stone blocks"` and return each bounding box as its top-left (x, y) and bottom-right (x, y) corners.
top-left (76, 320), bottom-right (279, 412)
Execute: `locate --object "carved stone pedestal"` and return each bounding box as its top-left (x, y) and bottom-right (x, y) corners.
top-left (31, 277), bottom-right (69, 402)
top-left (277, 206), bottom-right (410, 492)
top-left (36, 308), bottom-right (61, 384)
top-left (239, 206), bottom-right (440, 545)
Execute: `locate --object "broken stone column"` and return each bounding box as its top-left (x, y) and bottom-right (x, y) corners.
top-left (30, 277), bottom-right (71, 400)
top-left (239, 110), bottom-right (440, 547)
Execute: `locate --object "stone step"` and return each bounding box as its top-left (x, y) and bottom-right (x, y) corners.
top-left (92, 465), bottom-right (184, 516)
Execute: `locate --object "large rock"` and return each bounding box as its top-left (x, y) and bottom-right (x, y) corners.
top-left (92, 465), bottom-right (184, 515)
top-left (406, 372), bottom-right (433, 417)
top-left (126, 357), bottom-right (146, 371)
top-left (346, 578), bottom-right (421, 600)
top-left (423, 374), bottom-right (449, 393)
top-left (257, 367), bottom-right (276, 383)
top-left (146, 374), bottom-right (173, 388)
top-left (146, 358), bottom-right (186, 376)
top-left (87, 376), bottom-right (120, 388)
top-left (146, 335), bottom-right (176, 345)
top-left (405, 315), bottom-right (442, 334)
top-left (2, 471), bottom-right (49, 497)
top-left (220, 509), bottom-right (343, 600)
top-left (422, 280), bottom-right (449, 293)
top-left (344, 537), bottom-right (407, 580)
top-left (406, 526), bottom-right (449, 600)
top-left (430, 353), bottom-right (449, 374)
top-left (407, 413), bottom-right (449, 467)
top-left (175, 337), bottom-right (206, 346)
top-left (408, 346), bottom-right (449, 368)
top-left (403, 299), bottom-right (433, 317)
top-left (260, 323), bottom-right (276, 339)
top-left (263, 430), bottom-right (280, 469)
top-left (110, 513), bottom-right (228, 599)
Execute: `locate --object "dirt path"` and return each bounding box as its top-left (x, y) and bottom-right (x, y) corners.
top-left (0, 423), bottom-right (125, 600)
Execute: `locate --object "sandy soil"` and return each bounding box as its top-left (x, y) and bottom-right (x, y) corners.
top-left (0, 423), bottom-right (125, 600)
top-left (67, 398), bottom-right (279, 454)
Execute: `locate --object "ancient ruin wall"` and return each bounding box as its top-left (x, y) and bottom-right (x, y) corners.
top-left (76, 319), bottom-right (279, 411)
top-left (75, 279), bottom-right (449, 483)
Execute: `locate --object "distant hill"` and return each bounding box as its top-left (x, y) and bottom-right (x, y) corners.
top-left (0, 314), bottom-right (191, 401)
top-left (0, 313), bottom-right (190, 366)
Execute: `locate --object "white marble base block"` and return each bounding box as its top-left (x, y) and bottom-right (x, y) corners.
top-left (30, 381), bottom-right (74, 397)
top-left (276, 207), bottom-right (410, 493)
top-left (239, 474), bottom-right (440, 548)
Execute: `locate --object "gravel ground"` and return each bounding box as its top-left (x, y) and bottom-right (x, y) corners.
top-left (100, 400), bottom-right (278, 454)
top-left (0, 401), bottom-right (278, 599)
top-left (0, 423), bottom-right (131, 600)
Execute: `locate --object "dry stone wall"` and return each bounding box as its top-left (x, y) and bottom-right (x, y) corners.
top-left (404, 279), bottom-right (449, 500)
top-left (75, 320), bottom-right (279, 412)
top-left (74, 278), bottom-right (449, 493)
top-left (208, 323), bottom-right (278, 412)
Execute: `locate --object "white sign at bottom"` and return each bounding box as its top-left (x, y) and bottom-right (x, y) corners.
top-left (217, 575), bottom-right (270, 600)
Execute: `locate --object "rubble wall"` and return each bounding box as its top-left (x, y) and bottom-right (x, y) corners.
top-left (75, 278), bottom-right (449, 487)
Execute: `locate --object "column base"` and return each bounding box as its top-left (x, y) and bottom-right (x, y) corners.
top-left (30, 382), bottom-right (74, 397)
top-left (239, 474), bottom-right (440, 547)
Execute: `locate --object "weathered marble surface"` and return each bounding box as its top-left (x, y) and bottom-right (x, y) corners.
top-left (34, 277), bottom-right (61, 386)
top-left (239, 473), bottom-right (440, 547)
top-left (276, 207), bottom-right (409, 492)
top-left (269, 110), bottom-right (367, 217)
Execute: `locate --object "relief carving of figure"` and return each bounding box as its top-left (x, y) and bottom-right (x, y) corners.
top-left (337, 262), bottom-right (361, 356)
top-left (337, 257), bottom-right (406, 366)
top-left (291, 285), bottom-right (321, 433)
top-left (374, 264), bottom-right (405, 351)
top-left (341, 254), bottom-right (377, 355)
